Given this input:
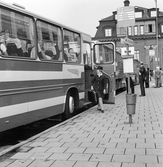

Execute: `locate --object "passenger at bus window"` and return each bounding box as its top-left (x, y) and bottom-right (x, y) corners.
top-left (37, 41), bottom-right (52, 60)
top-left (21, 40), bottom-right (29, 57)
top-left (4, 30), bottom-right (23, 57)
top-left (68, 48), bottom-right (78, 62)
top-left (0, 31), bottom-right (9, 56)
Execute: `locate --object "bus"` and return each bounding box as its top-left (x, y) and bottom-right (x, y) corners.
top-left (0, 1), bottom-right (116, 133)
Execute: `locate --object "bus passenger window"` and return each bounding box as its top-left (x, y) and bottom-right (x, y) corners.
top-left (0, 30), bottom-right (8, 56)
top-left (63, 29), bottom-right (81, 63)
top-left (0, 8), bottom-right (35, 58)
top-left (36, 20), bottom-right (63, 61)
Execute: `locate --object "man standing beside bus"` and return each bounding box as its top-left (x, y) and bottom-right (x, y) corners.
top-left (139, 62), bottom-right (146, 96)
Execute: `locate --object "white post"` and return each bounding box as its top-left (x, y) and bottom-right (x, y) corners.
top-left (155, 0), bottom-right (159, 66)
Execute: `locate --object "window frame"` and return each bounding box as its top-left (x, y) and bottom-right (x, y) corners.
top-left (134, 26), bottom-right (138, 35)
top-left (36, 19), bottom-right (63, 62)
top-left (105, 28), bottom-right (112, 37)
top-left (0, 7), bottom-right (36, 59)
top-left (140, 25), bottom-right (144, 35)
top-left (63, 28), bottom-right (81, 64)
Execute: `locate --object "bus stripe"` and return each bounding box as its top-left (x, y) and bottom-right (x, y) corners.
top-left (0, 78), bottom-right (84, 90)
top-left (0, 59), bottom-right (63, 71)
top-left (0, 92), bottom-right (84, 119)
top-left (0, 70), bottom-right (83, 82)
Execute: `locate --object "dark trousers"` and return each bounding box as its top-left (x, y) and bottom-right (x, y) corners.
top-left (139, 76), bottom-right (145, 96)
top-left (145, 81), bottom-right (149, 88)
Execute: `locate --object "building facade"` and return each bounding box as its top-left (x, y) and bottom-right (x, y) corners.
top-left (92, 0), bottom-right (163, 70)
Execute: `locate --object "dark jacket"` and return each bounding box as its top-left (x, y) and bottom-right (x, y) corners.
top-left (91, 74), bottom-right (106, 92)
top-left (139, 66), bottom-right (146, 81)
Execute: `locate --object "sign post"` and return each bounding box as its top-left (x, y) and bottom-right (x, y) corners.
top-left (117, 6), bottom-right (136, 124)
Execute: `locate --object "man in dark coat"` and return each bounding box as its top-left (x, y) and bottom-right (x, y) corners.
top-left (91, 66), bottom-right (106, 113)
top-left (145, 68), bottom-right (150, 88)
top-left (139, 62), bottom-right (146, 96)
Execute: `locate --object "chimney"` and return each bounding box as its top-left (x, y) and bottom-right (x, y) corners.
top-left (124, 0), bottom-right (130, 6)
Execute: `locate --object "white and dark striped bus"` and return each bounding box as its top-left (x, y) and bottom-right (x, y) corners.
top-left (0, 1), bottom-right (116, 133)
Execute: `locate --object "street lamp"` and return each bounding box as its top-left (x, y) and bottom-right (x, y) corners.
top-left (155, 0), bottom-right (159, 66)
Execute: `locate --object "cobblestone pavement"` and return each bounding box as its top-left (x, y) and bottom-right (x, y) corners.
top-left (0, 80), bottom-right (163, 167)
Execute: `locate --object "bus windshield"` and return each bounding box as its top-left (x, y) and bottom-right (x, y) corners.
top-left (93, 43), bottom-right (114, 64)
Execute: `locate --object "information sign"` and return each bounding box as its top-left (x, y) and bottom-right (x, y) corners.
top-left (117, 6), bottom-right (135, 27)
top-left (123, 57), bottom-right (134, 73)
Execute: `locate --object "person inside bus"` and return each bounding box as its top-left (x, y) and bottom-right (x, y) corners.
top-left (91, 66), bottom-right (106, 113)
top-left (4, 30), bottom-right (23, 57)
top-left (0, 30), bottom-right (9, 56)
top-left (68, 48), bottom-right (78, 62)
top-left (30, 40), bottom-right (52, 60)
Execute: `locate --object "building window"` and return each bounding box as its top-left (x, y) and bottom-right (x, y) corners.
top-left (128, 26), bottom-right (132, 35)
top-left (135, 12), bottom-right (142, 18)
top-left (151, 11), bottom-right (156, 17)
top-left (134, 26), bottom-right (138, 35)
top-left (105, 28), bottom-right (112, 37)
top-left (140, 25), bottom-right (144, 35)
top-left (148, 24), bottom-right (155, 33)
top-left (161, 25), bottom-right (163, 33)
top-left (134, 50), bottom-right (140, 60)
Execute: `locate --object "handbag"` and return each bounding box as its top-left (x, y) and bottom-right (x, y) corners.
top-left (88, 90), bottom-right (97, 103)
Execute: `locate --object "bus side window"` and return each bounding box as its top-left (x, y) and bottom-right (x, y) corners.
top-left (36, 20), bottom-right (62, 61)
top-left (0, 8), bottom-right (35, 58)
top-left (63, 29), bottom-right (81, 63)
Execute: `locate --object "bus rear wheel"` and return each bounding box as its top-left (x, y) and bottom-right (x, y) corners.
top-left (63, 92), bottom-right (75, 120)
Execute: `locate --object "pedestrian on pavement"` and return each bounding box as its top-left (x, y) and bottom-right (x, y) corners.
top-left (139, 62), bottom-right (146, 96)
top-left (154, 66), bottom-right (162, 88)
top-left (91, 66), bottom-right (106, 113)
top-left (160, 68), bottom-right (163, 87)
top-left (145, 67), bottom-right (150, 88)
top-left (125, 75), bottom-right (134, 94)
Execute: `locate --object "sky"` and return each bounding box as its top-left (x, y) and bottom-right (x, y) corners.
top-left (3, 0), bottom-right (163, 37)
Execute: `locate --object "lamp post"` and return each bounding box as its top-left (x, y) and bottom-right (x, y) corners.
top-left (155, 0), bottom-right (159, 66)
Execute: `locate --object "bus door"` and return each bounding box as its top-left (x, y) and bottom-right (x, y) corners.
top-left (83, 42), bottom-right (93, 103)
top-left (93, 42), bottom-right (116, 104)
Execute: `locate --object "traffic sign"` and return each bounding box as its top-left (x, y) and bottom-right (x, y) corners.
top-left (121, 38), bottom-right (134, 45)
top-left (121, 46), bottom-right (134, 56)
top-left (117, 6), bottom-right (135, 27)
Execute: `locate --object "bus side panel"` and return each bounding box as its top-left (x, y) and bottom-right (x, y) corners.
top-left (0, 93), bottom-right (28, 132)
top-left (27, 88), bottom-right (65, 124)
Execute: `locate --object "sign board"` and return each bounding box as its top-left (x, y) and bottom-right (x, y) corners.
top-left (121, 38), bottom-right (133, 45)
top-left (121, 38), bottom-right (134, 45)
top-left (117, 6), bottom-right (135, 27)
top-left (121, 46), bottom-right (134, 56)
top-left (149, 49), bottom-right (155, 56)
top-left (123, 57), bottom-right (134, 73)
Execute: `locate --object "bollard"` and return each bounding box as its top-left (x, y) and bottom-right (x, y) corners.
top-left (126, 94), bottom-right (137, 123)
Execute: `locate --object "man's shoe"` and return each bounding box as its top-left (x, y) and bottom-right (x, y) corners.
top-left (97, 108), bottom-right (101, 111)
top-left (101, 110), bottom-right (104, 113)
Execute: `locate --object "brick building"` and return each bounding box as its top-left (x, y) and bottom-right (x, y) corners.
top-left (92, 0), bottom-right (163, 70)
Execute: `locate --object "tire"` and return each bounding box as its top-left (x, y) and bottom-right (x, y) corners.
top-left (63, 92), bottom-right (75, 120)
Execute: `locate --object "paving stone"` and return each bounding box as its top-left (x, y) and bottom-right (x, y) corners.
top-left (112, 155), bottom-right (134, 163)
top-left (68, 153), bottom-right (92, 161)
top-left (97, 162), bottom-right (121, 167)
top-left (50, 160), bottom-right (76, 167)
top-left (135, 155), bottom-right (158, 164)
top-left (122, 163), bottom-right (145, 167)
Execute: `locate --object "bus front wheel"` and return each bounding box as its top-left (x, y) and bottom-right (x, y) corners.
top-left (63, 92), bottom-right (75, 120)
